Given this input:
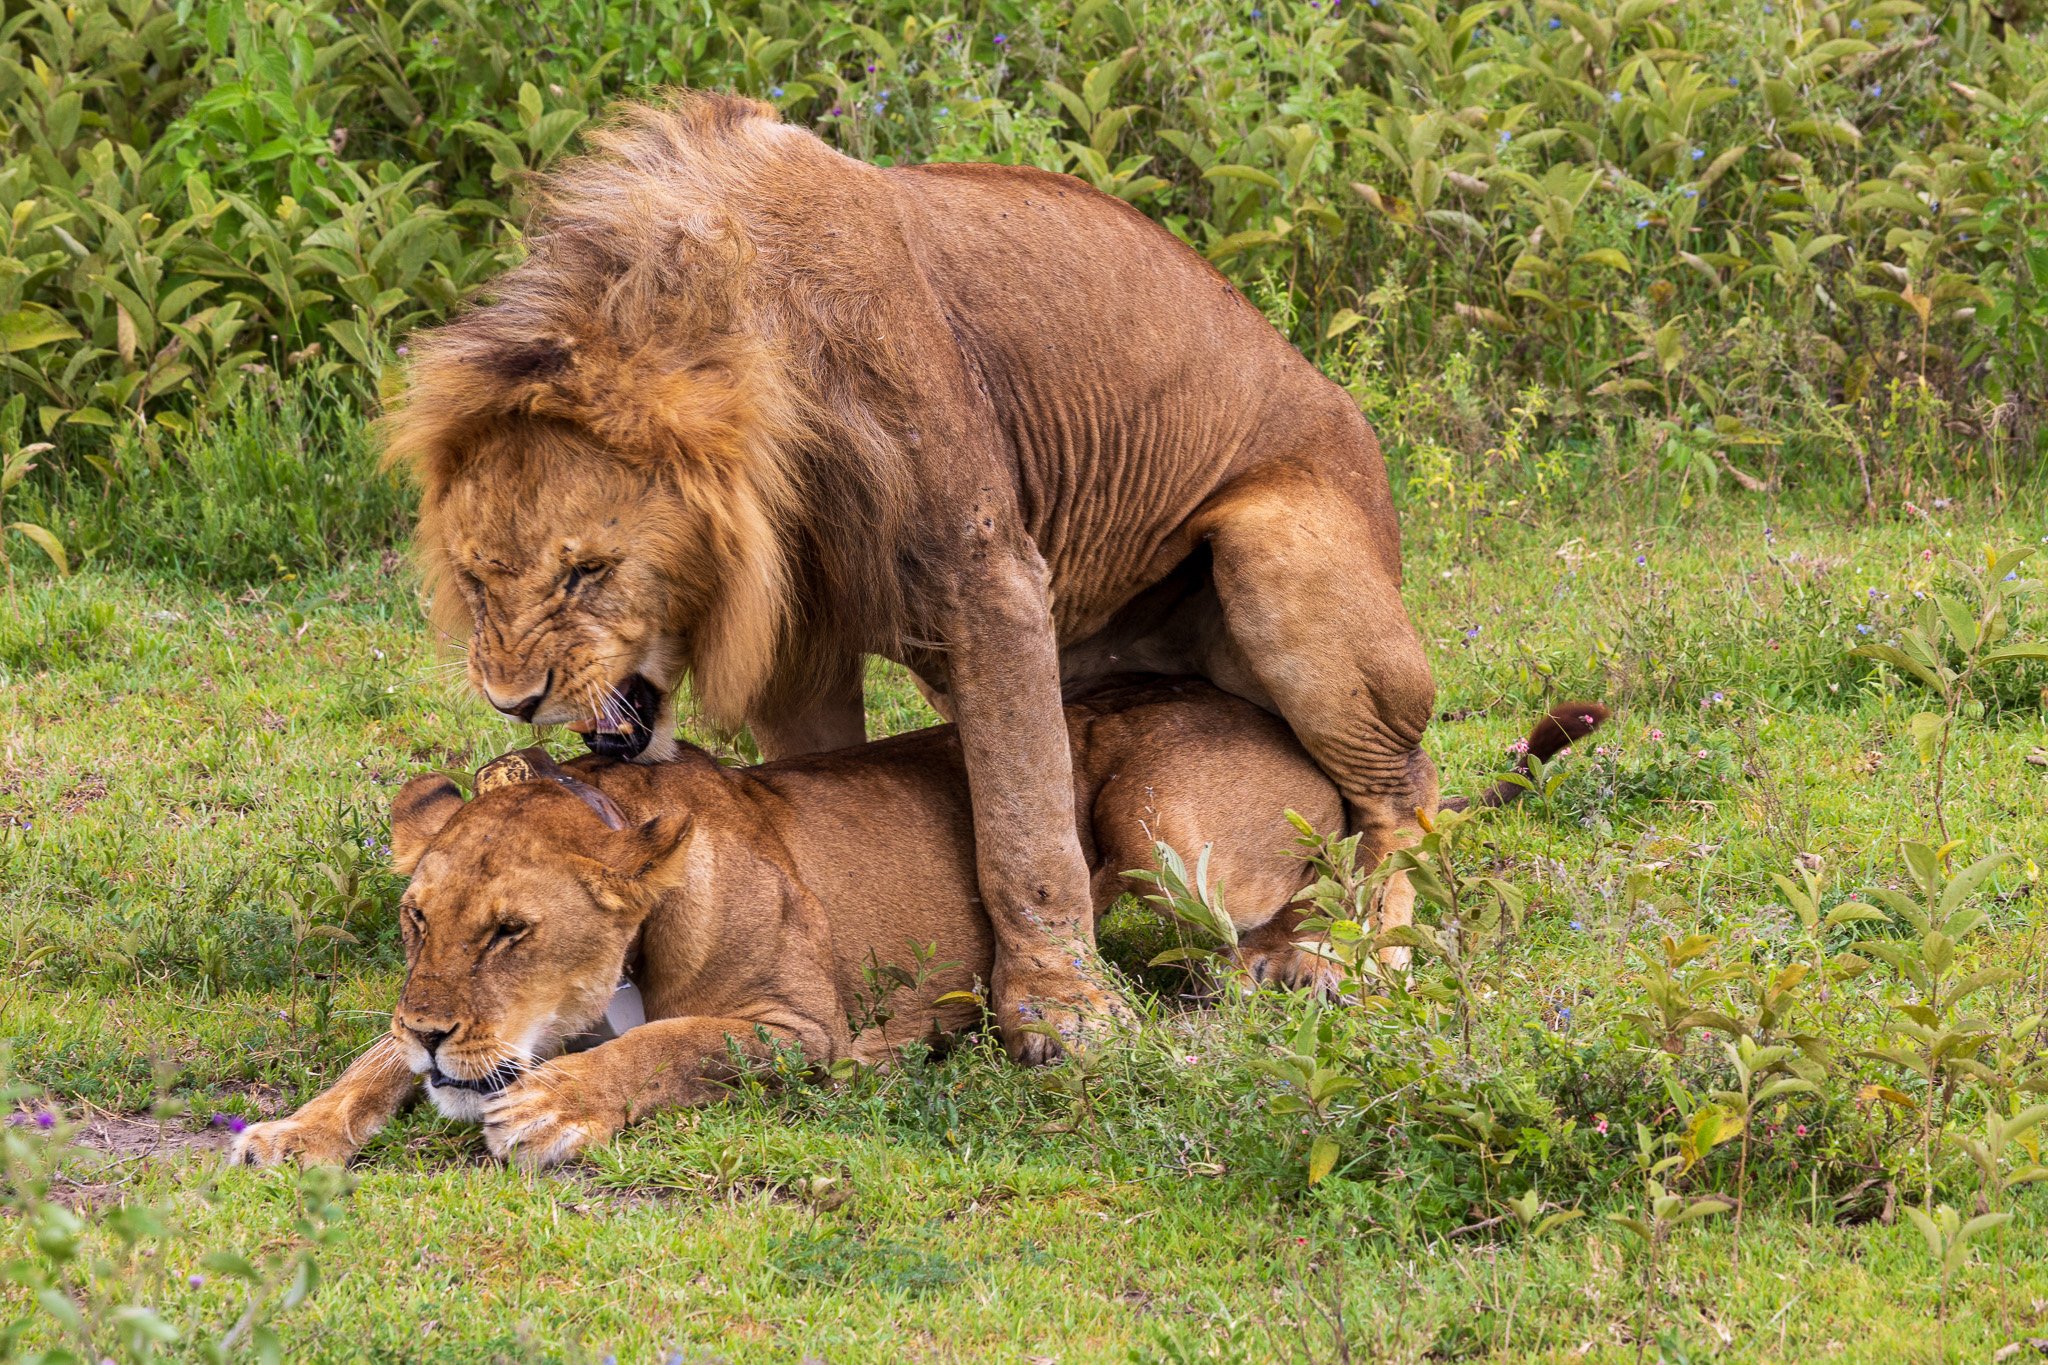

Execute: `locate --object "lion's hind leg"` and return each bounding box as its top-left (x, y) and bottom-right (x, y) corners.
top-left (1191, 466), bottom-right (1440, 957)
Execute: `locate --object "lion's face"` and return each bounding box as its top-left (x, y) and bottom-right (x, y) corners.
top-left (384, 763), bottom-right (693, 1120)
top-left (437, 436), bottom-right (711, 761)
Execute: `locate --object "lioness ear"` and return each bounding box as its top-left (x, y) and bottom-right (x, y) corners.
top-left (622, 812), bottom-right (698, 887)
top-left (576, 813), bottom-right (698, 918)
top-left (389, 775), bottom-right (464, 875)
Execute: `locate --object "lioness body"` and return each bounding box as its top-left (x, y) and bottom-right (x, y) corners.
top-left (390, 95), bottom-right (1436, 1060)
top-left (233, 681), bottom-right (1344, 1168)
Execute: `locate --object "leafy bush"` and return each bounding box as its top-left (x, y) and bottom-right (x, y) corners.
top-left (3, 0), bottom-right (2047, 580)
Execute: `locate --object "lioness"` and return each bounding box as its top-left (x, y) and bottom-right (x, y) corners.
top-left (232, 682), bottom-right (1598, 1169)
top-left (388, 92), bottom-right (1446, 1060)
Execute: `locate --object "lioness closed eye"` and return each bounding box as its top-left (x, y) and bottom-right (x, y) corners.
top-left (233, 680), bottom-right (1600, 1169)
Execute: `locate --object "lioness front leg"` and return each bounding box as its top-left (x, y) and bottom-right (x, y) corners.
top-left (232, 1036), bottom-right (419, 1168)
top-left (481, 1017), bottom-right (802, 1168)
top-left (941, 534), bottom-right (1133, 1064)
top-left (1194, 463), bottom-right (1439, 962)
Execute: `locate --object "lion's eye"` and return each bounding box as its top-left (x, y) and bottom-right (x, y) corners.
top-left (562, 561), bottom-right (608, 594)
top-left (489, 921), bottom-right (529, 950)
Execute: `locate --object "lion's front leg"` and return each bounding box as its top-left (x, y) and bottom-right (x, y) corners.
top-left (481, 1016), bottom-right (802, 1168)
top-left (231, 1035), bottom-right (419, 1168)
top-left (939, 534), bottom-right (1133, 1065)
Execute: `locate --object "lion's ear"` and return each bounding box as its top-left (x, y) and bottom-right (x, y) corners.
top-left (582, 812), bottom-right (698, 917)
top-left (389, 775), bottom-right (464, 875)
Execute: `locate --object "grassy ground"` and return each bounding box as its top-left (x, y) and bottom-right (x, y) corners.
top-left (4, 492), bottom-right (2047, 1361)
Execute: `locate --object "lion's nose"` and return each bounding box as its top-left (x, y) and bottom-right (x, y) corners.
top-left (405, 1024), bottom-right (453, 1056)
top-left (483, 669), bottom-right (552, 722)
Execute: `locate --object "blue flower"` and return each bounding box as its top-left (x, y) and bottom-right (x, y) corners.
top-left (1849, 17), bottom-right (1864, 30)
top-left (1728, 75), bottom-right (1739, 86)
top-left (1869, 84), bottom-right (1883, 98)
top-left (1609, 90), bottom-right (1623, 103)
top-left (1683, 187), bottom-right (1698, 198)
top-left (1499, 130), bottom-right (1512, 145)
top-left (1251, 5), bottom-right (1262, 13)
top-left (1569, 920), bottom-right (1584, 931)
top-left (1691, 148), bottom-right (1705, 161)
top-left (1635, 217), bottom-right (1650, 228)
top-left (1856, 624), bottom-right (1872, 634)
top-left (993, 32), bottom-right (1007, 44)
top-left (1548, 15), bottom-right (1561, 27)
top-left (1464, 626), bottom-right (1481, 640)
top-left (1636, 554), bottom-right (1647, 565)
top-left (2004, 571), bottom-right (2019, 582)
top-left (769, 85), bottom-right (784, 98)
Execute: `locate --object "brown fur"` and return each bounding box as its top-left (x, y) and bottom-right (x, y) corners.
top-left (231, 679), bottom-right (1353, 1168)
top-left (384, 91), bottom-right (1502, 1061)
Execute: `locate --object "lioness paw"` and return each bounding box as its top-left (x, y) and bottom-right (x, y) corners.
top-left (481, 1070), bottom-right (620, 1168)
top-left (229, 1116), bottom-right (359, 1169)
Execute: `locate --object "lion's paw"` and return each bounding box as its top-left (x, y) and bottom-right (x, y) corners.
top-left (993, 956), bottom-right (1135, 1066)
top-left (481, 1064), bottom-right (621, 1169)
top-left (229, 1116), bottom-right (359, 1169)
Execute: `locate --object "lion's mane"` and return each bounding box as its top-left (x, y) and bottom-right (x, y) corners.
top-left (383, 92), bottom-right (931, 723)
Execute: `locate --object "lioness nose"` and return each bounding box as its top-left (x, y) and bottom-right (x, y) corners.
top-left (483, 668), bottom-right (552, 722)
top-left (406, 1024), bottom-right (453, 1056)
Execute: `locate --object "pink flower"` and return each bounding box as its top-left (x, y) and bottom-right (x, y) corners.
top-left (1649, 728), bottom-right (1664, 741)
top-left (1795, 1124), bottom-right (1808, 1137)
top-left (1507, 738), bottom-right (1529, 756)
top-left (1593, 1118), bottom-right (1609, 1135)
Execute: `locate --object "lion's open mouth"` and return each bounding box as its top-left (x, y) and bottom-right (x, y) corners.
top-left (581, 674), bottom-right (662, 760)
top-left (426, 1060), bottom-right (522, 1096)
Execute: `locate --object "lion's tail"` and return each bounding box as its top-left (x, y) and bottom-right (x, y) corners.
top-left (1440, 702), bottom-right (1610, 813)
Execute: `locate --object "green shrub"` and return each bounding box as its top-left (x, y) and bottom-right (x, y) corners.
top-left (3, 0), bottom-right (2047, 580)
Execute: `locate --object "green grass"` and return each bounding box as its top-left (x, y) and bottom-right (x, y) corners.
top-left (5, 489), bottom-right (2048, 1361)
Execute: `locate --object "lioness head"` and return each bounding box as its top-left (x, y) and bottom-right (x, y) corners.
top-left (383, 750), bottom-right (693, 1120)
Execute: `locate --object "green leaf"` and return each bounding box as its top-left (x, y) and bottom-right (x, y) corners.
top-left (1324, 308), bottom-right (1366, 340)
top-left (1982, 643), bottom-right (2048, 664)
top-left (1849, 643), bottom-right (1941, 693)
top-left (7, 522), bottom-right (70, 575)
top-left (1203, 164), bottom-right (1284, 192)
top-left (1307, 1135), bottom-right (1339, 1185)
top-left (0, 304), bottom-right (82, 354)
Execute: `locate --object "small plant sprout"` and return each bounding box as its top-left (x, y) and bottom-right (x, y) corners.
top-left (1127, 840), bottom-right (1240, 986)
top-left (1252, 1008), bottom-right (1364, 1186)
top-left (1854, 840), bottom-right (2016, 1204)
top-left (1903, 1201), bottom-right (2010, 1365)
top-left (1363, 804), bottom-right (1528, 1058)
top-left (1949, 1097), bottom-right (2048, 1335)
top-left (1706, 1036), bottom-right (1817, 1263)
top-left (1498, 1188), bottom-right (1582, 1354)
top-left (1607, 1123), bottom-right (1733, 1365)
top-left (1, 395), bottom-right (68, 584)
top-left (1848, 541), bottom-right (2045, 837)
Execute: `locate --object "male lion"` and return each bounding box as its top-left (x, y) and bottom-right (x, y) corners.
top-left (390, 92), bottom-right (1444, 1061)
top-left (232, 682), bottom-right (1598, 1168)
